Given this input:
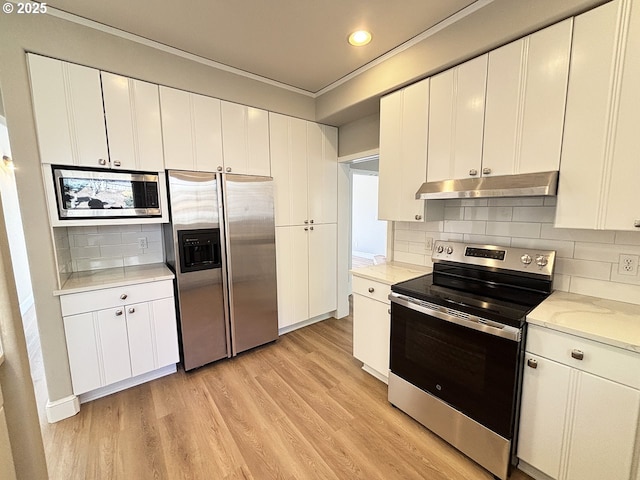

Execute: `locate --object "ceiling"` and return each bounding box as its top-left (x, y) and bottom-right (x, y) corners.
top-left (45, 0), bottom-right (479, 94)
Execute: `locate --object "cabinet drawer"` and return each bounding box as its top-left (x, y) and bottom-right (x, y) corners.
top-left (352, 276), bottom-right (391, 304)
top-left (527, 324), bottom-right (640, 389)
top-left (60, 280), bottom-right (174, 316)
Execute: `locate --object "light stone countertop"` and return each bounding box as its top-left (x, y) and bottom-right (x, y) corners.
top-left (350, 261), bottom-right (432, 285)
top-left (527, 291), bottom-right (640, 353)
top-left (54, 263), bottom-right (175, 296)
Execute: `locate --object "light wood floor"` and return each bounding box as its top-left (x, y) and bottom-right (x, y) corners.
top-left (40, 313), bottom-right (533, 480)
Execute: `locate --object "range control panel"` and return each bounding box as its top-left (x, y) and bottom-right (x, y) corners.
top-left (432, 241), bottom-right (555, 278)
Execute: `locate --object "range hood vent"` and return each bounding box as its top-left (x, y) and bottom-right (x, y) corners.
top-left (415, 171), bottom-right (559, 200)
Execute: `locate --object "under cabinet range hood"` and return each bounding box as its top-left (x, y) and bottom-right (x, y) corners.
top-left (415, 171), bottom-right (559, 200)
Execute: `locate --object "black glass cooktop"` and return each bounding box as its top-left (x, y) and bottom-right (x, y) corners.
top-left (391, 270), bottom-right (551, 329)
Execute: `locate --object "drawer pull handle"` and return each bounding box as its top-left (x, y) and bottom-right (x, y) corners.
top-left (120, 294), bottom-right (128, 300)
top-left (368, 287), bottom-right (375, 293)
top-left (527, 359), bottom-right (538, 369)
top-left (128, 307), bottom-right (135, 314)
top-left (115, 310), bottom-right (123, 316)
top-left (571, 349), bottom-right (584, 361)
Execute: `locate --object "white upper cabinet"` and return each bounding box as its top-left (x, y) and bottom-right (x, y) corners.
top-left (427, 55), bottom-right (488, 182)
top-left (221, 101), bottom-right (271, 176)
top-left (270, 112), bottom-right (337, 227)
top-left (555, 0), bottom-right (640, 231)
top-left (101, 72), bottom-right (164, 171)
top-left (483, 20), bottom-right (572, 176)
top-left (160, 86), bottom-right (224, 172)
top-left (378, 78), bottom-right (430, 222)
top-left (28, 54), bottom-right (109, 168)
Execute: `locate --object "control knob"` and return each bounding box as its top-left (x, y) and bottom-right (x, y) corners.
top-left (436, 245), bottom-right (444, 254)
top-left (445, 246), bottom-right (453, 254)
top-left (536, 255), bottom-right (548, 267)
top-left (520, 254), bottom-right (532, 265)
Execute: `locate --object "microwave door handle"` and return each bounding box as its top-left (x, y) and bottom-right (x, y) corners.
top-left (389, 293), bottom-right (521, 342)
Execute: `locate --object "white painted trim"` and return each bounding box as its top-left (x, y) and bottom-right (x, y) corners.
top-left (278, 313), bottom-right (333, 335)
top-left (18, 293), bottom-right (34, 316)
top-left (361, 364), bottom-right (389, 384)
top-left (45, 394), bottom-right (80, 423)
top-left (338, 148), bottom-right (379, 164)
top-left (78, 364), bottom-right (177, 404)
top-left (336, 163), bottom-right (351, 318)
top-left (35, 1), bottom-right (492, 97)
top-left (517, 460), bottom-right (555, 480)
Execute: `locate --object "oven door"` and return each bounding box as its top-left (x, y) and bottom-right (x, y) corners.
top-left (389, 294), bottom-right (523, 440)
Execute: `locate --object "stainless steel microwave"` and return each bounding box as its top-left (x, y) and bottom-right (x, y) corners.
top-left (52, 166), bottom-right (163, 219)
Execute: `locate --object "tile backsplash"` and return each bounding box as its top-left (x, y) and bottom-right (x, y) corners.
top-left (393, 197), bottom-right (640, 306)
top-left (55, 224), bottom-right (164, 275)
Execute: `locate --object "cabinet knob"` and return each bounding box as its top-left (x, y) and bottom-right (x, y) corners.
top-left (415, 214), bottom-right (422, 220)
top-left (310, 219), bottom-right (314, 224)
top-left (368, 287), bottom-right (375, 293)
top-left (304, 227), bottom-right (309, 231)
top-left (226, 167), bottom-right (232, 173)
top-left (113, 160), bottom-right (121, 167)
top-left (98, 158), bottom-right (107, 166)
top-left (469, 169), bottom-right (478, 176)
top-left (310, 226), bottom-right (314, 231)
top-left (635, 220), bottom-right (640, 228)
top-left (304, 220), bottom-right (309, 224)
top-left (217, 166), bottom-right (223, 172)
top-left (128, 307), bottom-right (135, 314)
top-left (571, 349), bottom-right (584, 361)
top-left (527, 358), bottom-right (538, 369)
top-left (482, 167), bottom-right (491, 175)
top-left (388, 308), bottom-right (391, 315)
top-left (115, 309), bottom-right (123, 316)
top-left (120, 293), bottom-right (128, 300)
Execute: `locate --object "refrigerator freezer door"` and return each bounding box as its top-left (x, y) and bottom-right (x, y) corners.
top-left (223, 174), bottom-right (279, 355)
top-left (166, 171), bottom-right (231, 370)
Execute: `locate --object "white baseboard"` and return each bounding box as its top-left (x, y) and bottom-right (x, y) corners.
top-left (517, 460), bottom-right (554, 480)
top-left (79, 364), bottom-right (177, 404)
top-left (46, 395), bottom-right (80, 423)
top-left (361, 364), bottom-right (389, 384)
top-left (278, 313), bottom-right (333, 335)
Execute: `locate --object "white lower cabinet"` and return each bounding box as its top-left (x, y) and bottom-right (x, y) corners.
top-left (61, 280), bottom-right (179, 396)
top-left (352, 276), bottom-right (392, 382)
top-left (518, 325), bottom-right (640, 480)
top-left (275, 223), bottom-right (337, 330)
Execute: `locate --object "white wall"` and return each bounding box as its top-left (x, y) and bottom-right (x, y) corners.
top-left (393, 197), bottom-right (640, 305)
top-left (352, 173), bottom-right (386, 258)
top-left (0, 118), bottom-right (33, 314)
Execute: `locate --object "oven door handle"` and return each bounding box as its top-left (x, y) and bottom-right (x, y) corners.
top-left (389, 293), bottom-right (522, 342)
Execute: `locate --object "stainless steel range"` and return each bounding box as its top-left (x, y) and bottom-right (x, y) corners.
top-left (388, 241), bottom-right (555, 480)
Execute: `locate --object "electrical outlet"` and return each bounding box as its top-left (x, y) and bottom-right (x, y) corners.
top-left (425, 237), bottom-right (434, 252)
top-left (138, 237), bottom-right (148, 249)
top-left (618, 254), bottom-right (639, 276)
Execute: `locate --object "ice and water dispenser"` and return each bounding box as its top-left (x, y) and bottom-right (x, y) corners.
top-left (177, 229), bottom-right (222, 273)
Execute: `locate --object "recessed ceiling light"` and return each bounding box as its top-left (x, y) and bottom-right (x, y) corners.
top-left (348, 30), bottom-right (372, 47)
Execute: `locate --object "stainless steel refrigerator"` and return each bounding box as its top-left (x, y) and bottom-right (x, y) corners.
top-left (164, 170), bottom-right (278, 370)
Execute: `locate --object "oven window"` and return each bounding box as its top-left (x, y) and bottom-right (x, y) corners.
top-left (390, 302), bottom-right (521, 439)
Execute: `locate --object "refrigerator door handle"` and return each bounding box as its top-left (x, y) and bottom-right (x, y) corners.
top-left (219, 173), bottom-right (236, 357)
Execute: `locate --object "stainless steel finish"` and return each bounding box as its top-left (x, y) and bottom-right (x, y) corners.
top-left (120, 294), bottom-right (127, 300)
top-left (416, 171), bottom-right (559, 200)
top-left (389, 292), bottom-right (522, 342)
top-left (432, 241), bottom-right (556, 279)
top-left (527, 358), bottom-right (538, 369)
top-left (469, 168), bottom-right (478, 176)
top-left (128, 307), bottom-right (135, 314)
top-left (414, 214), bottom-right (422, 220)
top-left (53, 167), bottom-right (162, 219)
top-left (226, 167), bottom-right (232, 172)
top-left (482, 167), bottom-right (492, 175)
top-left (115, 310), bottom-right (123, 316)
top-left (368, 287), bottom-right (375, 293)
top-left (113, 160), bottom-right (121, 167)
top-left (221, 174), bottom-right (278, 356)
top-left (388, 372), bottom-right (511, 480)
top-left (217, 166), bottom-right (223, 172)
top-left (536, 255), bottom-right (548, 267)
top-left (571, 349), bottom-right (584, 361)
top-left (98, 158), bottom-right (107, 166)
top-left (165, 171), bottom-right (231, 370)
